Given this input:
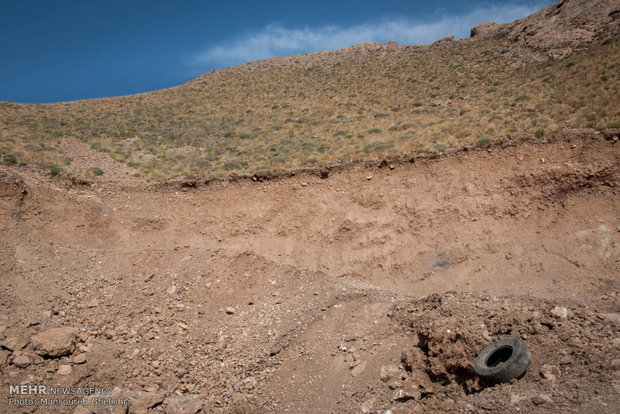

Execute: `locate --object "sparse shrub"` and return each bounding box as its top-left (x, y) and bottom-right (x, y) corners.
top-left (477, 137), bottom-right (492, 147)
top-left (535, 129), bottom-right (545, 139)
top-left (514, 95), bottom-right (530, 103)
top-left (49, 164), bottom-right (61, 176)
top-left (269, 156), bottom-right (286, 166)
top-left (363, 141), bottom-right (392, 153)
top-left (2, 153), bottom-right (17, 165)
top-left (222, 160), bottom-right (248, 171)
top-left (432, 143), bottom-right (447, 152)
top-left (367, 128), bottom-right (382, 134)
top-left (607, 121), bottom-right (620, 128)
top-left (239, 133), bottom-right (252, 139)
top-left (127, 161), bottom-right (140, 168)
top-left (61, 157), bottom-right (72, 165)
top-left (398, 131), bottom-right (417, 140)
top-left (86, 167), bottom-right (104, 176)
top-left (300, 142), bottom-right (316, 151)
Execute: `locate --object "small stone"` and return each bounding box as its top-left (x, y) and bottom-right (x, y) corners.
top-left (531, 394), bottom-right (554, 406)
top-left (12, 354), bottom-right (31, 368)
top-left (440, 398), bottom-right (455, 410)
top-left (0, 350), bottom-right (9, 365)
top-left (126, 391), bottom-right (164, 413)
top-left (540, 364), bottom-right (561, 381)
top-left (225, 307), bottom-right (235, 315)
top-left (551, 306), bottom-right (568, 319)
top-left (73, 353), bottom-right (87, 364)
top-left (166, 395), bottom-right (203, 414)
top-left (32, 327), bottom-right (77, 358)
top-left (1, 336), bottom-right (27, 352)
top-left (351, 361), bottom-right (367, 377)
top-left (611, 359), bottom-right (620, 370)
top-left (361, 397), bottom-right (376, 413)
top-left (77, 345), bottom-right (91, 353)
top-left (393, 389), bottom-right (416, 402)
top-left (482, 330), bottom-right (493, 342)
top-left (510, 394), bottom-right (528, 405)
top-left (380, 364), bottom-right (400, 383)
top-left (366, 175), bottom-right (373, 180)
top-left (167, 286), bottom-right (177, 295)
top-left (57, 364), bottom-right (73, 375)
top-left (87, 300), bottom-right (99, 308)
top-left (505, 253), bottom-right (513, 260)
top-left (241, 376), bottom-right (257, 390)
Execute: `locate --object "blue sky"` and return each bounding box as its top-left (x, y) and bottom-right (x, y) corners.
top-left (0, 0), bottom-right (553, 103)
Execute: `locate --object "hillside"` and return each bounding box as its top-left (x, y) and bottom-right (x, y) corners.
top-left (0, 0), bottom-right (618, 181)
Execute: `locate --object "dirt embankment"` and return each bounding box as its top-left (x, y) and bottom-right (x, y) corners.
top-left (0, 130), bottom-right (618, 413)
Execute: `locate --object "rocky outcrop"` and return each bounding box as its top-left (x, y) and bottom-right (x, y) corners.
top-left (470, 22), bottom-right (502, 40)
top-left (432, 35), bottom-right (455, 45)
top-left (471, 0), bottom-right (620, 60)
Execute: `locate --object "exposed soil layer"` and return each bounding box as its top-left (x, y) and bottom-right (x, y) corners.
top-left (0, 131), bottom-right (618, 413)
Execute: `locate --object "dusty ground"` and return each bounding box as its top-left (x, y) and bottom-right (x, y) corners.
top-left (0, 129), bottom-right (619, 413)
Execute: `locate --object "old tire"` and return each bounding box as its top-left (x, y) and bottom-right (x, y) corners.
top-left (474, 337), bottom-right (531, 382)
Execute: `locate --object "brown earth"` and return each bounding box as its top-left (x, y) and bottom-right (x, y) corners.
top-left (0, 129), bottom-right (618, 413)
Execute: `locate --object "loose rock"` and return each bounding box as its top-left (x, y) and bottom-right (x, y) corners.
top-left (551, 306), bottom-right (568, 319)
top-left (166, 395), bottom-right (203, 414)
top-left (540, 364), bottom-right (561, 381)
top-left (380, 364), bottom-right (401, 382)
top-left (12, 354), bottom-right (31, 368)
top-left (32, 327), bottom-right (77, 357)
top-left (57, 364), bottom-right (73, 375)
top-left (1, 336), bottom-right (27, 352)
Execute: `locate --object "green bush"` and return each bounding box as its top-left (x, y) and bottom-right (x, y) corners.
top-left (535, 129), bottom-right (545, 139)
top-left (477, 137), bottom-right (492, 147)
top-left (49, 164), bottom-right (62, 176)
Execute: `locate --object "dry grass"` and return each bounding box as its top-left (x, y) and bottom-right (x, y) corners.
top-left (0, 37), bottom-right (618, 179)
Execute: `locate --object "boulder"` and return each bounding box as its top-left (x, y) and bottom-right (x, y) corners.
top-left (32, 327), bottom-right (77, 358)
top-left (470, 22), bottom-right (502, 40)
